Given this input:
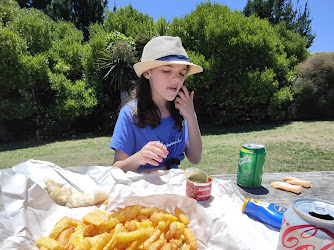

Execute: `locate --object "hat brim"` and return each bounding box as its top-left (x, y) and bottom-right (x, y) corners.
top-left (134, 60), bottom-right (203, 77)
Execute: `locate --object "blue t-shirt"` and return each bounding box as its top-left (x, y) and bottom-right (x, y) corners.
top-left (109, 101), bottom-right (188, 171)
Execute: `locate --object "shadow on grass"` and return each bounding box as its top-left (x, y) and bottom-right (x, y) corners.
top-left (1, 121), bottom-right (294, 152)
top-left (201, 121), bottom-right (292, 136)
top-left (0, 132), bottom-right (112, 153)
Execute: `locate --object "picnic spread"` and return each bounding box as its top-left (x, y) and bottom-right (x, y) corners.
top-left (0, 159), bottom-right (281, 249)
top-left (1, 159), bottom-right (333, 249)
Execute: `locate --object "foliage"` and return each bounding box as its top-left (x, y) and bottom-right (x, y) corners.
top-left (0, 7), bottom-right (97, 138)
top-left (0, 0), bottom-right (21, 25)
top-left (243, 0), bottom-right (315, 48)
top-left (291, 52), bottom-right (334, 120)
top-left (1, 1), bottom-right (329, 141)
top-left (98, 32), bottom-right (136, 92)
top-left (104, 4), bottom-right (154, 39)
top-left (170, 2), bottom-right (307, 124)
top-left (6, 7), bottom-right (55, 55)
top-left (17, 0), bottom-right (51, 10)
top-left (17, 0), bottom-right (108, 41)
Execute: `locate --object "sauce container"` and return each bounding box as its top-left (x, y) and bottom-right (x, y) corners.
top-left (185, 168), bottom-right (212, 201)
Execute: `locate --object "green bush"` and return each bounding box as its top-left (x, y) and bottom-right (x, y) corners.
top-left (170, 2), bottom-right (307, 124)
top-left (0, 7), bottom-right (97, 138)
top-left (292, 52), bottom-right (334, 120)
top-left (104, 5), bottom-right (154, 39)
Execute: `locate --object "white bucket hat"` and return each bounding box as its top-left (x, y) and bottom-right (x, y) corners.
top-left (133, 36), bottom-right (203, 77)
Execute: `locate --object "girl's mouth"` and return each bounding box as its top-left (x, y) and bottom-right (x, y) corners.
top-left (167, 86), bottom-right (178, 92)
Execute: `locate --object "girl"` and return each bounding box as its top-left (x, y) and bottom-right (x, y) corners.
top-left (109, 36), bottom-right (203, 172)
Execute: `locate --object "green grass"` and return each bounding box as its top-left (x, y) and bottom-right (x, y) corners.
top-left (1, 121), bottom-right (333, 175)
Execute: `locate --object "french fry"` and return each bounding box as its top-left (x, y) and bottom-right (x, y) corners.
top-left (38, 246), bottom-right (49, 250)
top-left (36, 237), bottom-right (61, 250)
top-left (56, 227), bottom-right (73, 246)
top-left (139, 219), bottom-right (153, 228)
top-left (157, 220), bottom-right (168, 232)
top-left (183, 228), bottom-right (198, 250)
top-left (143, 228), bottom-right (161, 248)
top-left (131, 204), bottom-right (142, 219)
top-left (49, 216), bottom-right (80, 239)
top-left (83, 224), bottom-right (98, 237)
top-left (166, 221), bottom-right (177, 240)
top-left (116, 228), bottom-right (149, 243)
top-left (37, 205), bottom-right (199, 250)
top-left (102, 230), bottom-right (116, 250)
top-left (90, 232), bottom-right (112, 250)
top-left (170, 238), bottom-right (183, 249)
top-left (151, 212), bottom-right (163, 227)
top-left (139, 207), bottom-right (156, 216)
top-left (82, 212), bottom-right (106, 226)
top-left (75, 222), bottom-right (86, 242)
top-left (73, 237), bottom-right (91, 250)
top-left (161, 214), bottom-right (177, 223)
top-left (94, 208), bottom-right (112, 221)
top-left (147, 238), bottom-right (167, 250)
top-left (68, 232), bottom-right (80, 247)
top-left (161, 242), bottom-right (173, 250)
top-left (127, 220), bottom-right (139, 231)
top-left (175, 207), bottom-right (190, 226)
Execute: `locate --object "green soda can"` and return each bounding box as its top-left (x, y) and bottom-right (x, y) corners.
top-left (237, 143), bottom-right (266, 187)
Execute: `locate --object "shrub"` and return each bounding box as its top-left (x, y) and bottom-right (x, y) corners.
top-left (170, 2), bottom-right (307, 124)
top-left (292, 52), bottom-right (334, 120)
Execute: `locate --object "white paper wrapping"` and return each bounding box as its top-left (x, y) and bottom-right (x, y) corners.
top-left (0, 159), bottom-right (280, 249)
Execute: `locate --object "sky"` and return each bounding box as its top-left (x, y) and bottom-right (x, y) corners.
top-left (107, 0), bottom-right (334, 54)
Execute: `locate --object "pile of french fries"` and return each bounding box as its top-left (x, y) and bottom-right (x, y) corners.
top-left (36, 204), bottom-right (198, 250)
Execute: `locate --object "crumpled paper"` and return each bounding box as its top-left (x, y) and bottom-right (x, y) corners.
top-left (0, 159), bottom-right (279, 250)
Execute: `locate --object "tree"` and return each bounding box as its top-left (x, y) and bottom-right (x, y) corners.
top-left (16, 0), bottom-right (51, 10)
top-left (292, 52), bottom-right (334, 120)
top-left (17, 0), bottom-right (108, 41)
top-left (170, 2), bottom-right (308, 124)
top-left (97, 31), bottom-right (137, 105)
top-left (0, 7), bottom-right (97, 138)
top-left (104, 4), bottom-right (154, 39)
top-left (243, 0), bottom-right (315, 48)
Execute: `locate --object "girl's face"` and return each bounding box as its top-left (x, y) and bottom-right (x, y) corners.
top-left (144, 64), bottom-right (187, 104)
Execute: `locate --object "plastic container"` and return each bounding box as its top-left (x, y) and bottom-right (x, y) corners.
top-left (242, 197), bottom-right (287, 229)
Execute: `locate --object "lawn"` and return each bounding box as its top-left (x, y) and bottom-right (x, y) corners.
top-left (1, 121), bottom-right (333, 175)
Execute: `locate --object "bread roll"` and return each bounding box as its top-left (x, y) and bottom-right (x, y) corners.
top-left (270, 181), bottom-right (302, 194)
top-left (283, 176), bottom-right (311, 188)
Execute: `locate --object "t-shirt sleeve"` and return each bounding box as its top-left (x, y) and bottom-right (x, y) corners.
top-left (109, 106), bottom-right (135, 156)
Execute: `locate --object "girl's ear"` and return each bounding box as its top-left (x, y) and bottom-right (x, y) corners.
top-left (143, 70), bottom-right (151, 79)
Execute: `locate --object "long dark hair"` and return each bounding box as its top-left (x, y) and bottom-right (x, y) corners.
top-left (128, 75), bottom-right (184, 131)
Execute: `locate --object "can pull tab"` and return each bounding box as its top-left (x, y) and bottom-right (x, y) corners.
top-left (309, 201), bottom-right (334, 220)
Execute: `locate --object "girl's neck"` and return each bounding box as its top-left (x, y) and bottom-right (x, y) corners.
top-left (154, 99), bottom-right (170, 118)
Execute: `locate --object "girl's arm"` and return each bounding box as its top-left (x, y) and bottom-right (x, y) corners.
top-left (113, 141), bottom-right (169, 172)
top-left (174, 86), bottom-right (202, 164)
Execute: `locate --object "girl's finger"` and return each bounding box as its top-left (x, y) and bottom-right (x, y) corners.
top-left (190, 91), bottom-right (194, 102)
top-left (181, 85), bottom-right (190, 96)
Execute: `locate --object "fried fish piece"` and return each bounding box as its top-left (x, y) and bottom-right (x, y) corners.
top-left (44, 178), bottom-right (108, 208)
top-left (270, 181), bottom-right (302, 194)
top-left (283, 176), bottom-right (311, 188)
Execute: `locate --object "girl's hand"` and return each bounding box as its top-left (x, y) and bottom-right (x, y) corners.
top-left (136, 141), bottom-right (169, 166)
top-left (174, 85), bottom-right (196, 121)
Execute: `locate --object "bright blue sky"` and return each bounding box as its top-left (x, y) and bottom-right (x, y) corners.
top-left (108, 0), bottom-right (333, 54)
